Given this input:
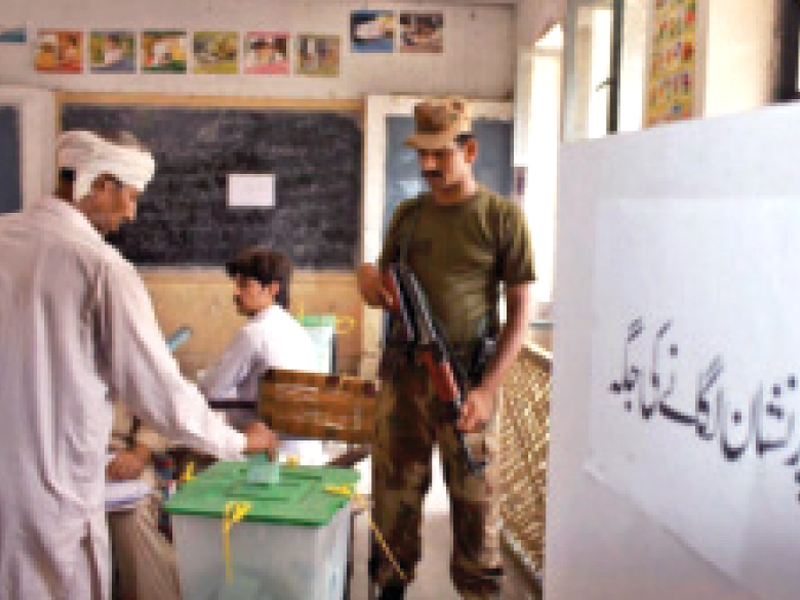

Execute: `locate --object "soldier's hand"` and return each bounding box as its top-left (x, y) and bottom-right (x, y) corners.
top-left (356, 264), bottom-right (394, 309)
top-left (457, 387), bottom-right (494, 433)
top-left (243, 421), bottom-right (278, 461)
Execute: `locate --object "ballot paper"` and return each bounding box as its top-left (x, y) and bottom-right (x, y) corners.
top-left (105, 478), bottom-right (151, 512)
top-left (105, 452), bottom-right (151, 512)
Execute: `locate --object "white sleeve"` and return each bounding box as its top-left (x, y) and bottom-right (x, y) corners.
top-left (97, 259), bottom-right (245, 461)
top-left (197, 329), bottom-right (258, 400)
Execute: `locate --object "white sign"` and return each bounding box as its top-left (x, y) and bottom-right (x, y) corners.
top-left (589, 198), bottom-right (800, 600)
top-left (227, 174), bottom-right (275, 208)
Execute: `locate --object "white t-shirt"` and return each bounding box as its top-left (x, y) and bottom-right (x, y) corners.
top-left (198, 304), bottom-right (325, 464)
top-left (199, 304), bottom-right (318, 400)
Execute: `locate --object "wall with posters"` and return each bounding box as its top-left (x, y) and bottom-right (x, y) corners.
top-left (0, 0), bottom-right (515, 375)
top-left (0, 0), bottom-right (514, 100)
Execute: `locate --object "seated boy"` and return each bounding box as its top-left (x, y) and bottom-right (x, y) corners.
top-left (198, 246), bottom-right (324, 463)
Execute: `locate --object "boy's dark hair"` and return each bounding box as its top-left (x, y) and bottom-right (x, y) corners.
top-left (226, 246), bottom-right (292, 309)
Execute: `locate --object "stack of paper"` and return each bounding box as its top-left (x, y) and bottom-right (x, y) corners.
top-left (105, 478), bottom-right (151, 512)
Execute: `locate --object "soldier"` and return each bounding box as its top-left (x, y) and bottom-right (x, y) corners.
top-left (357, 98), bottom-right (535, 599)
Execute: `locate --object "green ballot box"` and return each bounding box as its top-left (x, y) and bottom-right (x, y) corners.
top-left (164, 461), bottom-right (359, 600)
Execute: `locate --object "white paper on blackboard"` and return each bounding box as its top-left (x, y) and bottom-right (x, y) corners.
top-left (228, 173), bottom-right (275, 208)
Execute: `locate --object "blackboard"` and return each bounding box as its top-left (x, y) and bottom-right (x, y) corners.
top-left (0, 106), bottom-right (22, 215)
top-left (61, 101), bottom-right (362, 268)
top-left (383, 115), bottom-right (513, 233)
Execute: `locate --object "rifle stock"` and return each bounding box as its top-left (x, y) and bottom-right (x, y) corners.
top-left (382, 264), bottom-right (486, 475)
top-left (419, 351), bottom-right (460, 405)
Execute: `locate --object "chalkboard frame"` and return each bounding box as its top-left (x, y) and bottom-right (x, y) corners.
top-left (57, 92), bottom-right (364, 269)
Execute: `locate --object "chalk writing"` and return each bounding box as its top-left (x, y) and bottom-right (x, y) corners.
top-left (609, 318), bottom-right (800, 502)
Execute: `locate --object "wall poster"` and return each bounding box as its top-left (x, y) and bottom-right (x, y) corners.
top-left (141, 30), bottom-right (187, 74)
top-left (90, 30), bottom-right (136, 73)
top-left (243, 32), bottom-right (289, 75)
top-left (34, 30), bottom-right (83, 73)
top-left (350, 10), bottom-right (394, 53)
top-left (646, 0), bottom-right (697, 127)
top-left (296, 34), bottom-right (340, 77)
top-left (398, 12), bottom-right (444, 53)
top-left (193, 31), bottom-right (239, 75)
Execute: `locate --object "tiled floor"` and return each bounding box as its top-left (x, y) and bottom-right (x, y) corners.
top-left (348, 452), bottom-right (539, 600)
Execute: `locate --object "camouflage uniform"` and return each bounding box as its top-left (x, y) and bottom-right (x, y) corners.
top-left (371, 188), bottom-right (534, 599)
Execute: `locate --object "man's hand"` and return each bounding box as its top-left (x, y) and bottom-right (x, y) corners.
top-left (356, 264), bottom-right (394, 309)
top-left (455, 281), bottom-right (532, 434)
top-left (243, 421), bottom-right (278, 461)
top-left (456, 386), bottom-right (495, 433)
top-left (106, 444), bottom-right (150, 481)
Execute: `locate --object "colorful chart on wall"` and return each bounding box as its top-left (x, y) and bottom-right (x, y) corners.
top-left (90, 30), bottom-right (136, 74)
top-left (243, 32), bottom-right (289, 75)
top-left (350, 10), bottom-right (394, 53)
top-left (193, 31), bottom-right (239, 75)
top-left (398, 12), bottom-right (443, 53)
top-left (646, 0), bottom-right (697, 127)
top-left (296, 34), bottom-right (340, 77)
top-left (141, 30), bottom-right (187, 74)
top-left (34, 30), bottom-right (83, 73)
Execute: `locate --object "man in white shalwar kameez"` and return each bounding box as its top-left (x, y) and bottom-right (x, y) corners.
top-left (0, 130), bottom-right (277, 600)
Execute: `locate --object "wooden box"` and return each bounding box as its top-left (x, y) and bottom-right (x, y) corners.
top-left (259, 369), bottom-right (377, 444)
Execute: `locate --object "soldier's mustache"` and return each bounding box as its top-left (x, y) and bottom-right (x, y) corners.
top-left (422, 170), bottom-right (443, 178)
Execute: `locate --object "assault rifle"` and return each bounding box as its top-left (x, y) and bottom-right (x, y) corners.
top-left (383, 263), bottom-right (487, 475)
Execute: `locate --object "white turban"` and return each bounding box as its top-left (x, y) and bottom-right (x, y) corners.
top-left (57, 130), bottom-right (156, 201)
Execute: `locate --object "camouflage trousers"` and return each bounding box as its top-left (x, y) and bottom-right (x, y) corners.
top-left (370, 357), bottom-right (503, 599)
